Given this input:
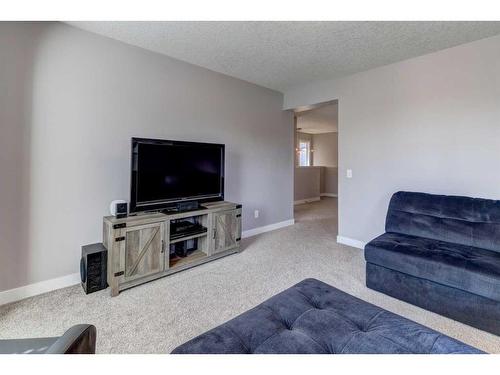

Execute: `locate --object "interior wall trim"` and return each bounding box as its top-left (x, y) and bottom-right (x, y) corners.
top-left (0, 273), bottom-right (81, 306)
top-left (336, 235), bottom-right (366, 250)
top-left (242, 219), bottom-right (295, 239)
top-left (294, 197), bottom-right (321, 205)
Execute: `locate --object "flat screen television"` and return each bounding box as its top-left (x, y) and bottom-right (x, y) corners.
top-left (130, 138), bottom-right (225, 213)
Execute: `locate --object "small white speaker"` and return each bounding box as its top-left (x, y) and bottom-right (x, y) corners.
top-left (109, 200), bottom-right (127, 217)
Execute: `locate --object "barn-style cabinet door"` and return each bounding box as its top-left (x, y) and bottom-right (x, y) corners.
top-left (118, 222), bottom-right (166, 283)
top-left (211, 208), bottom-right (241, 255)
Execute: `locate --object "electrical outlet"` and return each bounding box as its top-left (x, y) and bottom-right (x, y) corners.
top-left (254, 210), bottom-right (259, 219)
top-left (347, 169), bottom-right (353, 178)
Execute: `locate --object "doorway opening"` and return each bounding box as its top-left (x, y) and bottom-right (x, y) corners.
top-left (293, 100), bottom-right (338, 234)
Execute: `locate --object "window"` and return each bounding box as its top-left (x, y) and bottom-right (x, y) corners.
top-left (298, 140), bottom-right (311, 166)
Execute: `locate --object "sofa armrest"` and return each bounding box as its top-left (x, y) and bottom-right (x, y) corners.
top-left (45, 324), bottom-right (97, 354)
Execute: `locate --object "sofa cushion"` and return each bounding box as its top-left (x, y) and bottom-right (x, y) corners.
top-left (365, 232), bottom-right (500, 302)
top-left (386, 191), bottom-right (500, 253)
top-left (172, 278), bottom-right (482, 354)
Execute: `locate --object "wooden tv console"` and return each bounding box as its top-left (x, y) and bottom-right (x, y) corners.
top-left (103, 201), bottom-right (242, 296)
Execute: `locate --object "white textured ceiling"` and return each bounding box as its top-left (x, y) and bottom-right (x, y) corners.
top-left (67, 21), bottom-right (500, 92)
top-left (296, 102), bottom-right (337, 134)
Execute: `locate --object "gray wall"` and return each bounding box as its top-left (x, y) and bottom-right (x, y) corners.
top-left (294, 167), bottom-right (321, 201)
top-left (284, 34), bottom-right (500, 244)
top-left (312, 132), bottom-right (337, 167)
top-left (0, 22), bottom-right (293, 292)
top-left (312, 132), bottom-right (338, 195)
top-left (0, 24), bottom-right (39, 292)
top-left (319, 167), bottom-right (338, 195)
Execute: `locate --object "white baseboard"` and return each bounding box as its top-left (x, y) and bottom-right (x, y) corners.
top-left (320, 193), bottom-right (338, 198)
top-left (0, 219), bottom-right (296, 306)
top-left (0, 272), bottom-right (80, 306)
top-left (242, 219), bottom-right (295, 239)
top-left (294, 197), bottom-right (321, 205)
top-left (336, 235), bottom-right (366, 250)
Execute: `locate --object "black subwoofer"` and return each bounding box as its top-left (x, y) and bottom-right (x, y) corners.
top-left (81, 243), bottom-right (108, 294)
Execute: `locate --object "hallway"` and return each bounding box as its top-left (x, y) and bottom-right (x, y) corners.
top-left (294, 197), bottom-right (338, 235)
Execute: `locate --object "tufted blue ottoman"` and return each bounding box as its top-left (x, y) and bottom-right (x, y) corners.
top-left (172, 279), bottom-right (483, 354)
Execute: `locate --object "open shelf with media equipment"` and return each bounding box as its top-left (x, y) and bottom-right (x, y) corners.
top-left (168, 214), bottom-right (209, 268)
top-left (103, 201), bottom-right (242, 296)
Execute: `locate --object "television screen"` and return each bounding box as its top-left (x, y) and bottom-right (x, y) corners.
top-left (130, 138), bottom-right (224, 212)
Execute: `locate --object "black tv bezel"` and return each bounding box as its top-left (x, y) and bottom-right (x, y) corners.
top-left (130, 137), bottom-right (225, 213)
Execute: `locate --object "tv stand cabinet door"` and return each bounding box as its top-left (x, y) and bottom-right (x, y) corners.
top-left (211, 208), bottom-right (241, 254)
top-left (122, 222), bottom-right (165, 283)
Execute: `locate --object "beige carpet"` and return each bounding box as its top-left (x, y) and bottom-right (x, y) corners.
top-left (1, 198), bottom-right (499, 353)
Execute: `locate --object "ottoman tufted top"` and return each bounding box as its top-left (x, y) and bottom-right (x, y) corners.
top-left (172, 278), bottom-right (483, 354)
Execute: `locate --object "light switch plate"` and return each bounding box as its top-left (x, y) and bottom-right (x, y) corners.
top-left (347, 169), bottom-right (353, 178)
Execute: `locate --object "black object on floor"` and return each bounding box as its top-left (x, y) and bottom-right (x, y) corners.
top-left (81, 243), bottom-right (107, 294)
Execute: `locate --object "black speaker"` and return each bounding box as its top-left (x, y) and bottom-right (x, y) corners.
top-left (81, 243), bottom-right (107, 294)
